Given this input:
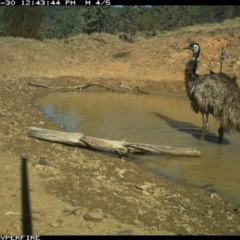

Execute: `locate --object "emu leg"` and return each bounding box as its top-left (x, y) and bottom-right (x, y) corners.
top-left (218, 124), bottom-right (224, 144)
top-left (200, 113), bottom-right (209, 141)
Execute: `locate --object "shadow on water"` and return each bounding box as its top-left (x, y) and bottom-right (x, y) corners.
top-left (151, 112), bottom-right (230, 145)
top-left (21, 157), bottom-right (32, 235)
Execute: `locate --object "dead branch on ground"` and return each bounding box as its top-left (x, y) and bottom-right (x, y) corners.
top-left (28, 76), bottom-right (149, 94)
top-left (120, 78), bottom-right (149, 94)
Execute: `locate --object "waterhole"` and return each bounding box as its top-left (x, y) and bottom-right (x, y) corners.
top-left (37, 91), bottom-right (240, 205)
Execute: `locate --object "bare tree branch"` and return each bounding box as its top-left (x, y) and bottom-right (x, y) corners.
top-left (28, 76), bottom-right (149, 94)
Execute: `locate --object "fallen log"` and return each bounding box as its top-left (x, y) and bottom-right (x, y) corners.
top-left (27, 127), bottom-right (201, 158)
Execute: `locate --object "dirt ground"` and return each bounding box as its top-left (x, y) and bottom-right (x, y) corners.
top-left (1, 28), bottom-right (240, 235)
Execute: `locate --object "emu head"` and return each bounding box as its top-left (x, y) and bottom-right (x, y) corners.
top-left (184, 43), bottom-right (200, 59)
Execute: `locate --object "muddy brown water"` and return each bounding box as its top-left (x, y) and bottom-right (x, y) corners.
top-left (37, 91), bottom-right (240, 206)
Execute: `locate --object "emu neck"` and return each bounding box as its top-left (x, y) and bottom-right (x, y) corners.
top-left (192, 50), bottom-right (200, 75)
top-left (185, 58), bottom-right (198, 82)
top-left (184, 57), bottom-right (198, 100)
top-left (184, 47), bottom-right (200, 98)
top-left (192, 49), bottom-right (200, 60)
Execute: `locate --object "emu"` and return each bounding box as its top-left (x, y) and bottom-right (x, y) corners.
top-left (184, 43), bottom-right (240, 143)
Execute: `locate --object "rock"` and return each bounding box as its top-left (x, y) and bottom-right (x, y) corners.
top-left (210, 193), bottom-right (222, 201)
top-left (226, 213), bottom-right (234, 221)
top-left (203, 183), bottom-right (216, 192)
top-left (144, 182), bottom-right (153, 188)
top-left (115, 167), bottom-right (125, 176)
top-left (136, 184), bottom-right (149, 190)
top-left (183, 197), bottom-right (190, 203)
top-left (39, 121), bottom-right (45, 125)
top-left (186, 226), bottom-right (193, 234)
top-left (35, 164), bottom-right (57, 174)
top-left (5, 211), bottom-right (19, 215)
top-left (62, 210), bottom-right (72, 216)
top-left (51, 223), bottom-right (60, 228)
top-left (84, 209), bottom-right (107, 222)
top-left (71, 156), bottom-right (79, 163)
top-left (101, 167), bottom-right (107, 171)
top-left (211, 221), bottom-right (220, 228)
top-left (206, 209), bottom-right (213, 218)
top-left (9, 191), bottom-right (16, 197)
top-left (71, 201), bottom-right (80, 207)
top-left (142, 190), bottom-right (151, 196)
top-left (96, 175), bottom-right (106, 180)
top-left (159, 214), bottom-right (167, 222)
top-left (178, 205), bottom-right (185, 214)
top-left (73, 208), bottom-right (83, 216)
top-left (38, 159), bottom-right (52, 167)
top-left (134, 219), bottom-right (139, 224)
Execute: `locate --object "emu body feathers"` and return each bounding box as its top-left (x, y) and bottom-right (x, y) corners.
top-left (184, 43), bottom-right (240, 143)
